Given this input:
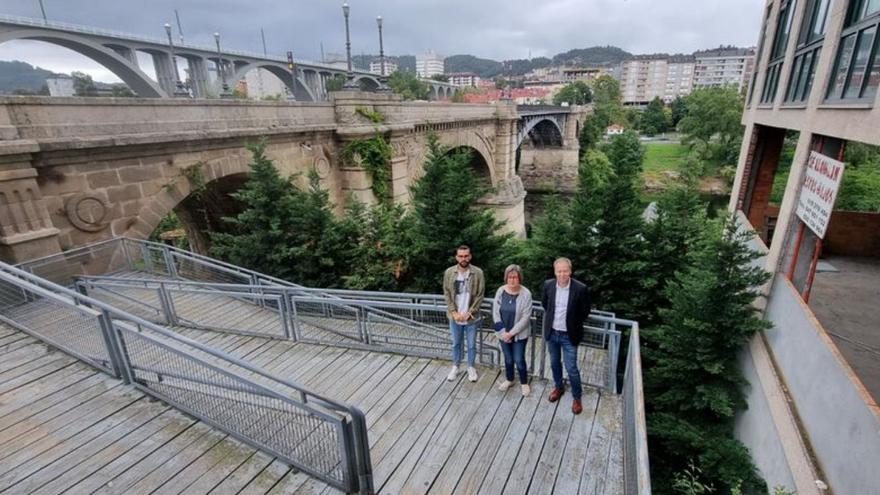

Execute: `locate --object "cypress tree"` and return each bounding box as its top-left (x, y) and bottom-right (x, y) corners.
top-left (407, 134), bottom-right (513, 292)
top-left (644, 213), bottom-right (771, 493)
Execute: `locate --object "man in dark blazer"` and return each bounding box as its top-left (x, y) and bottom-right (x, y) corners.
top-left (541, 257), bottom-right (592, 414)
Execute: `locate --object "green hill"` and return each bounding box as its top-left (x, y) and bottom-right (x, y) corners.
top-left (0, 60), bottom-right (60, 94)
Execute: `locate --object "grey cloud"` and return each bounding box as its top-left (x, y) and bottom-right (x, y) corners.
top-left (0, 0), bottom-right (764, 81)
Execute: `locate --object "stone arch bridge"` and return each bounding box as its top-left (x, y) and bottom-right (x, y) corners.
top-left (0, 93), bottom-right (587, 262)
top-left (0, 14), bottom-right (457, 101)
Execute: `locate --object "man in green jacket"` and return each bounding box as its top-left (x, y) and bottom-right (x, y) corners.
top-left (442, 245), bottom-right (485, 382)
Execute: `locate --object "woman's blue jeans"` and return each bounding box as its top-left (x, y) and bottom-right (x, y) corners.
top-left (500, 338), bottom-right (528, 384)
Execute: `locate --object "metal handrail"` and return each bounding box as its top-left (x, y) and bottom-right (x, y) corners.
top-left (623, 323), bottom-right (651, 494)
top-left (0, 261), bottom-right (373, 493)
top-left (75, 273), bottom-right (624, 392)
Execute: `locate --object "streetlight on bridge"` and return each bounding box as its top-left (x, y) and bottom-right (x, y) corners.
top-left (164, 23), bottom-right (188, 97)
top-left (342, 2), bottom-right (359, 90)
top-left (376, 15), bottom-right (390, 92)
top-left (213, 32), bottom-right (231, 98)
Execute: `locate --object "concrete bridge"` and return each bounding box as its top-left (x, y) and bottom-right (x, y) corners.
top-left (0, 94), bottom-right (587, 262)
top-left (0, 14), bottom-right (458, 101)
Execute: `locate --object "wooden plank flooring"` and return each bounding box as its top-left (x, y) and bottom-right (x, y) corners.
top-left (0, 311), bottom-right (623, 494)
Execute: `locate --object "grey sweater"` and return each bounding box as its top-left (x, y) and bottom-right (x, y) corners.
top-left (491, 286), bottom-right (533, 341)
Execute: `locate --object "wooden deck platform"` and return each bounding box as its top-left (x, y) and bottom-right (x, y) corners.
top-left (0, 319), bottom-right (623, 494)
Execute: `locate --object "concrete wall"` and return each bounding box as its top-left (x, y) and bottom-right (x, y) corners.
top-left (763, 275), bottom-right (880, 493)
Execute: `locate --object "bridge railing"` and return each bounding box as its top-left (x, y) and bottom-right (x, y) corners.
top-left (0, 261), bottom-right (373, 494)
top-left (622, 323), bottom-right (651, 494)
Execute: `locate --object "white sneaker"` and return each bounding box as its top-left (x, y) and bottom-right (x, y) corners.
top-left (467, 367), bottom-right (478, 382)
top-left (447, 365), bottom-right (459, 381)
top-left (521, 384), bottom-right (531, 397)
top-left (498, 380), bottom-right (514, 391)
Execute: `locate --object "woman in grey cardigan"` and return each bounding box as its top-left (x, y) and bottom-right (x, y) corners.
top-left (492, 264), bottom-right (533, 396)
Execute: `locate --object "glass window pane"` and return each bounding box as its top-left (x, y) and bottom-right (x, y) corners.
top-left (773, 0), bottom-right (797, 58)
top-left (802, 48), bottom-right (821, 100)
top-left (864, 0), bottom-right (880, 19)
top-left (787, 54), bottom-right (805, 100)
top-left (844, 26), bottom-right (877, 98)
top-left (812, 0), bottom-right (831, 40)
top-left (829, 34), bottom-right (857, 98)
top-left (863, 37), bottom-right (880, 100)
top-left (796, 51), bottom-right (813, 99)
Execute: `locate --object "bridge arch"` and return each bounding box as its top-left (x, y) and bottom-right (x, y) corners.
top-left (229, 62), bottom-right (317, 101)
top-left (126, 157), bottom-right (253, 245)
top-left (517, 116), bottom-right (565, 149)
top-left (0, 29), bottom-right (166, 97)
top-left (354, 75), bottom-right (380, 92)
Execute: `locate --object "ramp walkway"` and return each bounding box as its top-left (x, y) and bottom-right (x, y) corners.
top-left (0, 238), bottom-right (650, 494)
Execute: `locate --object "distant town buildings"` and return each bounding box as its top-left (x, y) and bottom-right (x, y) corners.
top-left (619, 55), bottom-right (670, 105)
top-left (693, 46), bottom-right (756, 92)
top-left (369, 59), bottom-right (398, 76)
top-left (416, 52), bottom-right (445, 78)
top-left (458, 87), bottom-right (552, 105)
top-left (447, 72), bottom-right (481, 87)
top-left (45, 76), bottom-right (75, 97)
top-left (664, 55), bottom-right (696, 102)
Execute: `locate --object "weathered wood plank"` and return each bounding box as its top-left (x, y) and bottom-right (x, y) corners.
top-left (235, 459), bottom-right (292, 495)
top-left (0, 399), bottom-right (167, 493)
top-left (202, 451), bottom-right (274, 495)
top-left (29, 409), bottom-right (191, 495)
top-left (553, 390), bottom-right (601, 494)
top-left (452, 379), bottom-right (533, 494)
top-left (154, 435), bottom-right (255, 493)
top-left (578, 395), bottom-right (619, 495)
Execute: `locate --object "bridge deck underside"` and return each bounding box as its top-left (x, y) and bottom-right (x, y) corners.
top-left (0, 314), bottom-right (623, 494)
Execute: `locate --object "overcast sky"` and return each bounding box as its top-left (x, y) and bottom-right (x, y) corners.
top-left (0, 0), bottom-right (765, 82)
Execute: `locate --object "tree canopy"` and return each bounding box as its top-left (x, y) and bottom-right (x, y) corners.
top-left (552, 81), bottom-right (593, 105)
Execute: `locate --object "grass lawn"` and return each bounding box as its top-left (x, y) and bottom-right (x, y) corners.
top-left (643, 142), bottom-right (689, 173)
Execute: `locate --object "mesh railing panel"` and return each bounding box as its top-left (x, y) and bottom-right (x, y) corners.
top-left (291, 298), bottom-right (363, 343)
top-left (118, 326), bottom-right (350, 488)
top-left (167, 288), bottom-right (287, 338)
top-left (170, 251), bottom-right (254, 285)
top-left (0, 277), bottom-right (115, 375)
top-left (19, 239), bottom-right (131, 287)
top-left (81, 283), bottom-right (165, 324)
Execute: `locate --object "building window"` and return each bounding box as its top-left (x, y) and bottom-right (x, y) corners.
top-left (786, 0), bottom-right (832, 102)
top-left (826, 0), bottom-right (880, 101)
top-left (762, 0), bottom-right (798, 104)
top-left (749, 5), bottom-right (775, 105)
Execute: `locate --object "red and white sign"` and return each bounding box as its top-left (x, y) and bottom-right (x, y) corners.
top-left (796, 151), bottom-right (846, 239)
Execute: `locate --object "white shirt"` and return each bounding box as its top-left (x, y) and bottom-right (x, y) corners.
top-left (455, 270), bottom-right (471, 316)
top-left (553, 283), bottom-right (570, 332)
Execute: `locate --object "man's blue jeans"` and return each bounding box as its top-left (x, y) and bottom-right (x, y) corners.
top-left (500, 338), bottom-right (528, 384)
top-left (548, 331), bottom-right (582, 399)
top-left (450, 320), bottom-right (477, 367)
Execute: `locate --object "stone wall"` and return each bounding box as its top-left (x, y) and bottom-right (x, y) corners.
top-left (0, 94), bottom-right (579, 261)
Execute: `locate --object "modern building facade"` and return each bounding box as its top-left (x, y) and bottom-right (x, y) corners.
top-left (369, 59), bottom-right (398, 76)
top-left (732, 0), bottom-right (880, 493)
top-left (694, 46), bottom-right (757, 92)
top-left (619, 55), bottom-right (670, 105)
top-left (664, 55), bottom-right (696, 102)
top-left (416, 52), bottom-right (445, 78)
top-left (446, 72), bottom-right (481, 87)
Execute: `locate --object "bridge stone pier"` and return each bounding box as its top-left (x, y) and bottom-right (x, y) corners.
top-left (0, 94), bottom-right (585, 262)
top-left (516, 105), bottom-right (588, 193)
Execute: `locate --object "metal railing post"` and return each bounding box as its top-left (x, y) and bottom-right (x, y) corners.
top-left (97, 309), bottom-right (130, 383)
top-left (350, 409), bottom-right (374, 495)
top-left (157, 283), bottom-right (177, 326)
top-left (163, 247), bottom-right (179, 279)
top-left (609, 331), bottom-right (620, 394)
top-left (140, 244), bottom-right (154, 274)
top-left (289, 295), bottom-right (301, 341)
top-left (357, 307), bottom-right (370, 345)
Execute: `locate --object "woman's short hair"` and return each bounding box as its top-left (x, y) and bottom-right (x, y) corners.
top-left (504, 264), bottom-right (523, 282)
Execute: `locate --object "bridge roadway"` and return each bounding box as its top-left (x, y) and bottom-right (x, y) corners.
top-left (0, 322), bottom-right (624, 494)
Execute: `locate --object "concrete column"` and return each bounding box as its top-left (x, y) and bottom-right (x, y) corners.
top-left (0, 158), bottom-right (62, 263)
top-left (152, 52), bottom-right (177, 96)
top-left (109, 45), bottom-right (138, 65)
top-left (187, 57), bottom-right (210, 98)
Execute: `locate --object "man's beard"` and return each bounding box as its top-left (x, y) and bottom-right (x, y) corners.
top-left (458, 260), bottom-right (470, 268)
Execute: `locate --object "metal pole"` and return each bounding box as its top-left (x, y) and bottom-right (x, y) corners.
top-left (165, 23), bottom-right (187, 97)
top-left (214, 32), bottom-right (230, 97)
top-left (342, 2), bottom-right (359, 90)
top-left (175, 9), bottom-right (185, 44)
top-left (287, 51), bottom-right (298, 101)
top-left (37, 0), bottom-right (48, 23)
top-left (376, 15), bottom-right (390, 92)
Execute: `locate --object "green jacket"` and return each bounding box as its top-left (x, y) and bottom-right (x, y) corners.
top-left (443, 265), bottom-right (485, 323)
